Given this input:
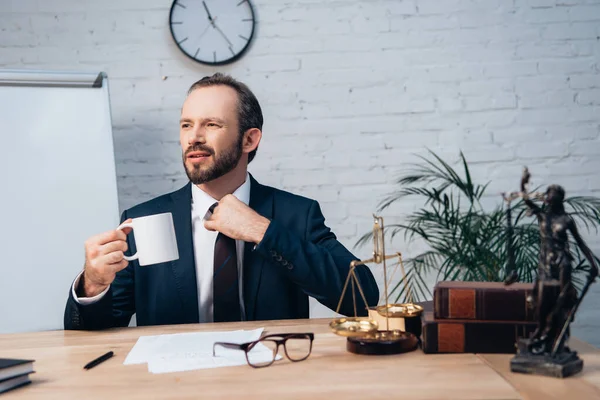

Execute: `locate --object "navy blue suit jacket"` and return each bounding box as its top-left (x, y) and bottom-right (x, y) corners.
top-left (64, 175), bottom-right (379, 330)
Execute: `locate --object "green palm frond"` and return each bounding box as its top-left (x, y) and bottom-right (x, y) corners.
top-left (378, 150), bottom-right (486, 212)
top-left (564, 196), bottom-right (600, 232)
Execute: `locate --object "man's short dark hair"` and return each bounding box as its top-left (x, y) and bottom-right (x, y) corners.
top-left (187, 73), bottom-right (263, 163)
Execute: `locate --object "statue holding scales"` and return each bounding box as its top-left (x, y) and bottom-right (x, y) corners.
top-left (503, 167), bottom-right (599, 378)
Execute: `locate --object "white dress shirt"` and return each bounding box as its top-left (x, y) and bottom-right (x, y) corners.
top-left (72, 173), bottom-right (251, 323)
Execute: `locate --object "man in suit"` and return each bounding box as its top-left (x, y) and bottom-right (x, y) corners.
top-left (64, 73), bottom-right (379, 330)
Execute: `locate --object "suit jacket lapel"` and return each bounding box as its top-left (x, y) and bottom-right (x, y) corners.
top-left (244, 174), bottom-right (273, 320)
top-left (169, 182), bottom-right (200, 322)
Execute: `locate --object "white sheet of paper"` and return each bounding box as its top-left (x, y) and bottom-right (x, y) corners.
top-left (124, 328), bottom-right (274, 374)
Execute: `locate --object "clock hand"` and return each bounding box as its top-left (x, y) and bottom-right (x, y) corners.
top-left (202, 1), bottom-right (214, 22)
top-left (198, 17), bottom-right (214, 40)
top-left (213, 22), bottom-right (233, 47)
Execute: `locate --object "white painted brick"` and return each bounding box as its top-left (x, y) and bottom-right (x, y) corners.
top-left (350, 15), bottom-right (391, 34)
top-left (547, 122), bottom-right (600, 141)
top-left (569, 74), bottom-right (600, 89)
top-left (426, 65), bottom-right (486, 82)
top-left (299, 98), bottom-right (434, 119)
top-left (515, 141), bottom-right (570, 159)
top-left (329, 133), bottom-right (385, 152)
top-left (462, 145), bottom-right (516, 163)
top-left (516, 75), bottom-right (570, 94)
top-left (537, 59), bottom-right (596, 75)
top-left (1, 1), bottom-right (32, 12)
top-left (438, 130), bottom-right (493, 147)
top-left (569, 5), bottom-right (600, 21)
top-left (275, 155), bottom-right (327, 171)
top-left (300, 53), bottom-right (380, 71)
top-left (280, 170), bottom-right (337, 187)
top-left (390, 14), bottom-right (459, 31)
top-left (436, 97), bottom-right (463, 112)
top-left (261, 19), bottom-right (351, 38)
top-left (521, 6), bottom-right (570, 24)
top-left (333, 167), bottom-right (392, 186)
top-left (547, 124), bottom-right (600, 140)
top-left (518, 90), bottom-right (576, 108)
top-left (35, 0), bottom-right (167, 12)
top-left (570, 140), bottom-right (600, 156)
top-left (459, 79), bottom-right (515, 95)
top-left (515, 108), bottom-right (570, 125)
top-left (515, 42), bottom-right (587, 59)
top-left (117, 159), bottom-right (182, 178)
top-left (483, 61), bottom-right (538, 78)
top-left (243, 55), bottom-right (301, 72)
top-left (339, 184), bottom-right (397, 207)
top-left (383, 131), bottom-right (440, 149)
top-left (417, 0), bottom-right (464, 15)
top-left (362, 150), bottom-right (421, 170)
top-left (455, 110), bottom-right (519, 129)
top-left (545, 157), bottom-right (600, 176)
top-left (576, 89), bottom-right (600, 105)
top-left (568, 105), bottom-right (600, 123)
top-left (542, 22), bottom-right (599, 40)
top-left (462, 94), bottom-right (517, 112)
top-left (492, 127), bottom-right (547, 144)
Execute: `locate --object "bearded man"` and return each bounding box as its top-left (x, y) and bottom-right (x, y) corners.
top-left (64, 73), bottom-right (379, 329)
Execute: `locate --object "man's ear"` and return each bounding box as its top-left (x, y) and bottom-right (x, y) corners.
top-left (243, 128), bottom-right (261, 155)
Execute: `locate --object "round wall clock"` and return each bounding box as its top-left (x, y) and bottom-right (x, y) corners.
top-left (168, 0), bottom-right (256, 66)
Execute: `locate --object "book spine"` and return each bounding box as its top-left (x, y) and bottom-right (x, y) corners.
top-left (421, 320), bottom-right (537, 354)
top-left (433, 286), bottom-right (536, 322)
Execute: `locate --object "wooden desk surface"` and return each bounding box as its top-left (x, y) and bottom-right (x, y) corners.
top-left (1, 318), bottom-right (599, 399)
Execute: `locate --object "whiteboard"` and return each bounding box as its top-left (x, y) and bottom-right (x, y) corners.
top-left (0, 69), bottom-right (120, 333)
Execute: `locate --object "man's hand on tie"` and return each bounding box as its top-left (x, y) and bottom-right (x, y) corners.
top-left (203, 195), bottom-right (270, 244)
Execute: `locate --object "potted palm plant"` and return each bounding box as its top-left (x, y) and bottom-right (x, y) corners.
top-left (356, 150), bottom-right (600, 303)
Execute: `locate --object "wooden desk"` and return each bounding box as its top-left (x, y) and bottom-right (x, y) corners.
top-left (1, 318), bottom-right (599, 399)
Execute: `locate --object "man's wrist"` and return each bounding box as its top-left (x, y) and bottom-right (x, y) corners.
top-left (250, 217), bottom-right (271, 244)
top-left (79, 271), bottom-right (109, 298)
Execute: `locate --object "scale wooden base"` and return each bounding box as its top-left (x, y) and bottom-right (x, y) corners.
top-left (347, 330), bottom-right (419, 355)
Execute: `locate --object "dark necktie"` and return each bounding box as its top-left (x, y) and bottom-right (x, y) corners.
top-left (213, 232), bottom-right (241, 322)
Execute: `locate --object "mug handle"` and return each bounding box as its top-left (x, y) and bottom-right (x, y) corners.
top-left (117, 221), bottom-right (138, 261)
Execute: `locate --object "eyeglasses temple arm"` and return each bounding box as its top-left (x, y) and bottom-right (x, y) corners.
top-left (213, 342), bottom-right (243, 357)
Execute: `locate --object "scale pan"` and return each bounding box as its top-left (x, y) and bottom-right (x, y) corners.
top-left (375, 303), bottom-right (424, 318)
top-left (329, 317), bottom-right (378, 337)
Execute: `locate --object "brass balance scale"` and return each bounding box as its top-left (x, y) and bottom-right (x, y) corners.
top-left (329, 215), bottom-right (424, 355)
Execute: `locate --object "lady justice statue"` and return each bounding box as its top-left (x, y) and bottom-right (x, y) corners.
top-left (503, 167), bottom-right (598, 378)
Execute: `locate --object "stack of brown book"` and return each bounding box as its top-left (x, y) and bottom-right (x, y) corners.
top-left (421, 281), bottom-right (538, 354)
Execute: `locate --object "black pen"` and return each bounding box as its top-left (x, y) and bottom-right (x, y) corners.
top-left (84, 351), bottom-right (114, 370)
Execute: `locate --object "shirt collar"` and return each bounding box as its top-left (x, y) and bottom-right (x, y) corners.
top-left (191, 172), bottom-right (251, 216)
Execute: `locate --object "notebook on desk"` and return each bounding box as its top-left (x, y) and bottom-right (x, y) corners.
top-left (0, 358), bottom-right (35, 394)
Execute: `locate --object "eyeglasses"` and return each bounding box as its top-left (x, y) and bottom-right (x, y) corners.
top-left (213, 333), bottom-right (314, 368)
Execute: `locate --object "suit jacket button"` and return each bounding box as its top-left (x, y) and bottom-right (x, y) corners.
top-left (281, 260), bottom-right (288, 266)
top-left (287, 263), bottom-right (294, 270)
top-left (275, 255), bottom-right (282, 262)
top-left (270, 250), bottom-right (277, 257)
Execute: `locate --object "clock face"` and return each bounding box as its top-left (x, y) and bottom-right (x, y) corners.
top-left (169, 0), bottom-right (256, 66)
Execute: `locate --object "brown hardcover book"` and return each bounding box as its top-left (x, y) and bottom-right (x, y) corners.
top-left (434, 281), bottom-right (535, 322)
top-left (421, 311), bottom-right (537, 354)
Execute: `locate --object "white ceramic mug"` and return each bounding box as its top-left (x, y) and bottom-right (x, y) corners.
top-left (117, 212), bottom-right (179, 266)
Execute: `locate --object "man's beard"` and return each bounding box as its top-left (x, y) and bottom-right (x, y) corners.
top-left (182, 138), bottom-right (243, 185)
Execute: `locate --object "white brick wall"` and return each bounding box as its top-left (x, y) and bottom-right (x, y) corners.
top-left (2, 0), bottom-right (600, 342)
